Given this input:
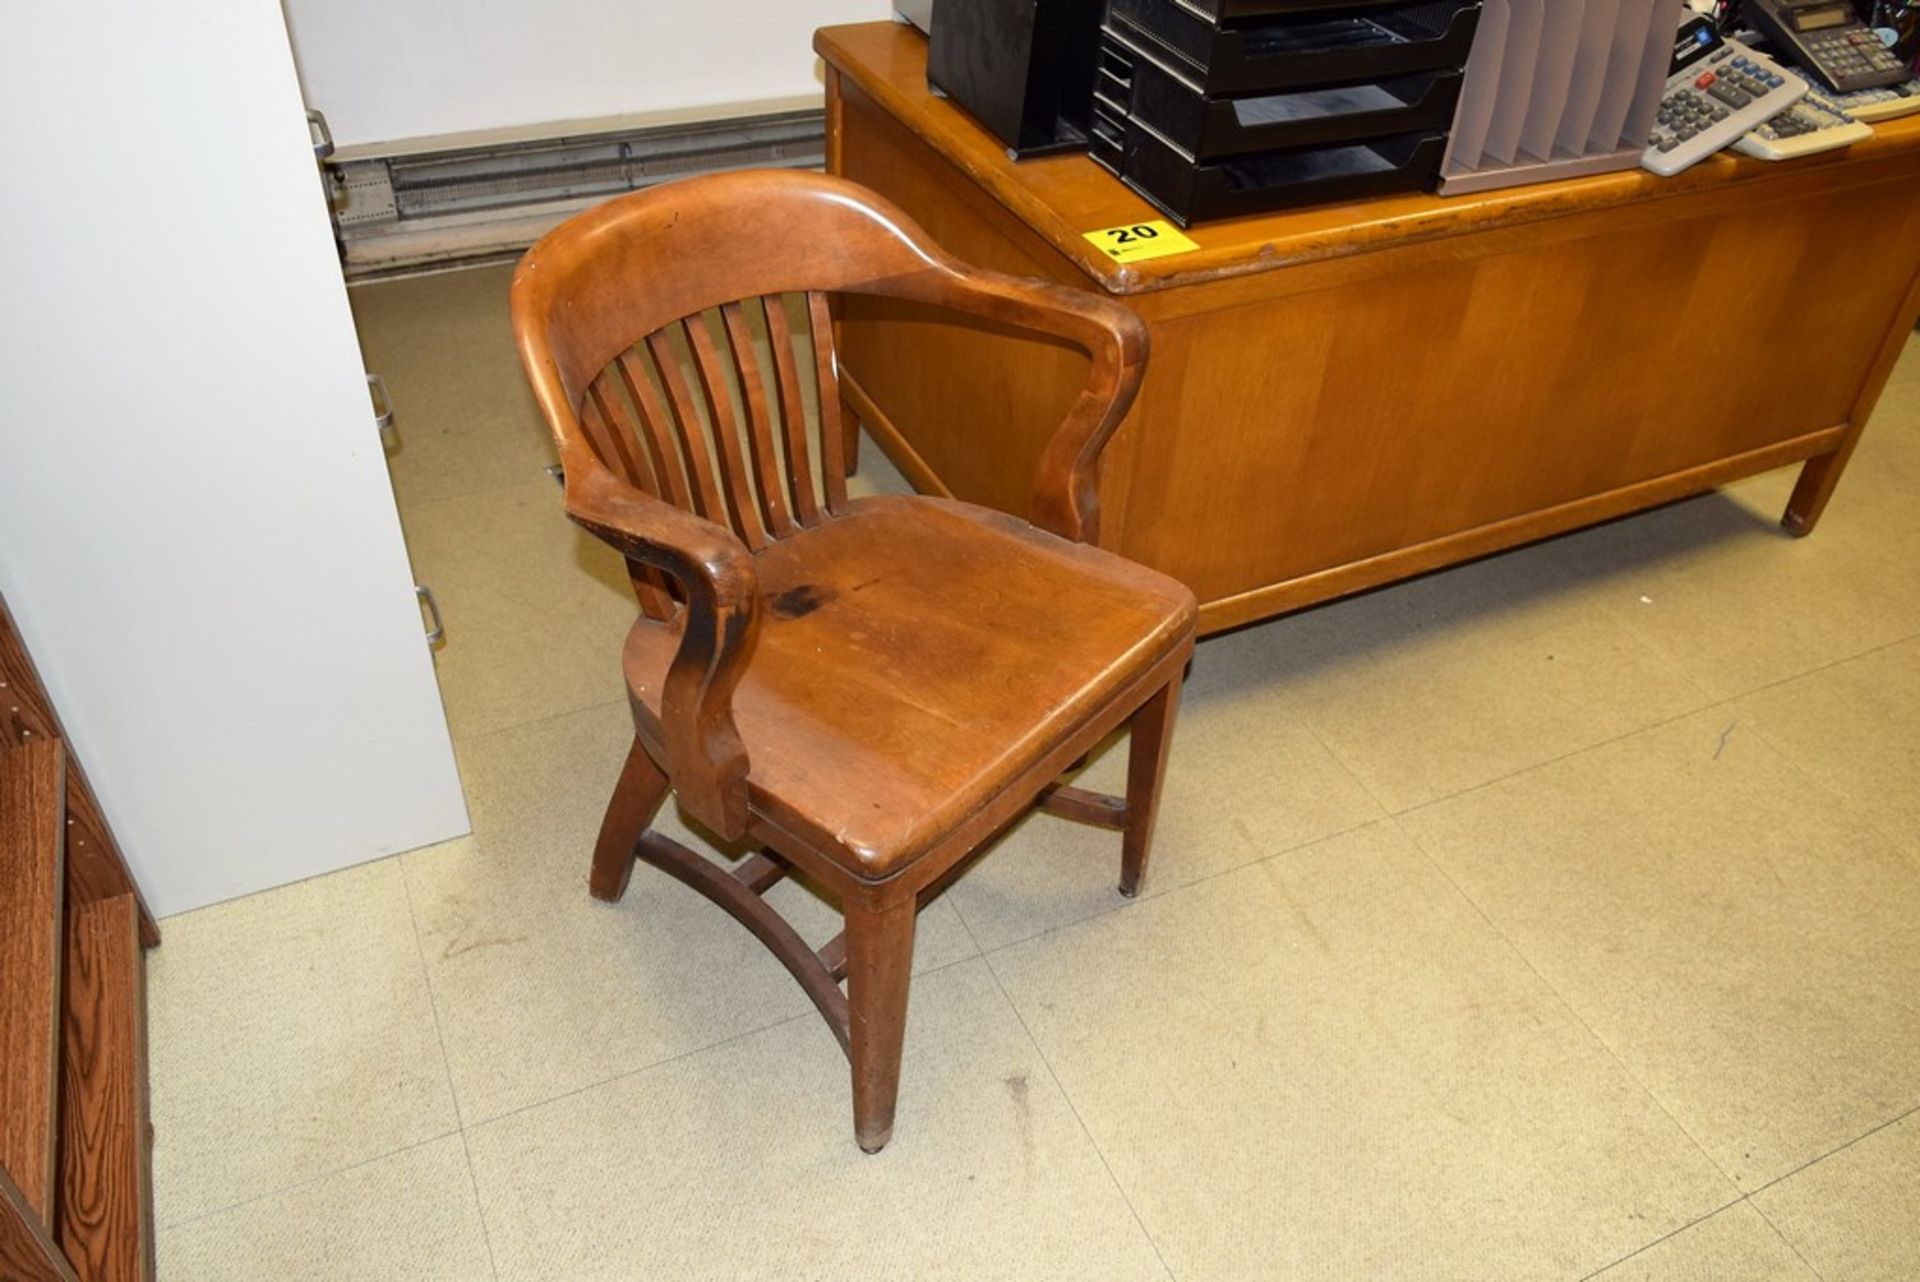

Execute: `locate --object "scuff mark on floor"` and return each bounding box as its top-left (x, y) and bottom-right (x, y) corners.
top-left (441, 933), bottom-right (527, 959)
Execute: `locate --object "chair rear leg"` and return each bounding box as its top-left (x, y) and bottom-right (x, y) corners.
top-left (591, 737), bottom-right (671, 902)
top-left (1120, 676), bottom-right (1183, 898)
top-left (845, 893), bottom-right (917, 1153)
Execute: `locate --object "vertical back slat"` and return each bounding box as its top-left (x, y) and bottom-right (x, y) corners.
top-left (720, 301), bottom-right (797, 539)
top-left (645, 328), bottom-right (729, 525)
top-left (683, 313), bottom-right (770, 551)
top-left (615, 350), bottom-right (693, 511)
top-left (581, 379), bottom-right (645, 489)
top-left (806, 292), bottom-right (850, 515)
top-left (581, 380), bottom-right (675, 620)
top-left (763, 296), bottom-right (823, 527)
top-left (586, 375), bottom-right (660, 499)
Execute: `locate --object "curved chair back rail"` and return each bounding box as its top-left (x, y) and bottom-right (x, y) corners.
top-left (511, 169), bottom-right (1148, 840)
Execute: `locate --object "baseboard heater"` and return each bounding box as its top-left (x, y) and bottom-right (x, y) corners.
top-left (326, 104), bottom-right (825, 279)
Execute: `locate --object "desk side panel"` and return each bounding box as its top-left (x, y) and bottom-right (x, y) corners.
top-left (1115, 174), bottom-right (1920, 609)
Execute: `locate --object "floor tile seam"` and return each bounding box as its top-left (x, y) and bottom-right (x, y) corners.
top-left (1730, 703), bottom-right (1920, 872)
top-left (1383, 627), bottom-right (1920, 824)
top-left (941, 881), bottom-right (989, 960)
top-left (393, 472), bottom-right (563, 522)
top-left (155, 1126), bottom-right (465, 1234)
top-left (1572, 1194), bottom-right (1751, 1282)
top-left (396, 859), bottom-right (470, 1129)
top-left (394, 472), bottom-right (567, 521)
top-left (396, 859), bottom-right (503, 1273)
top-left (1388, 695), bottom-right (1729, 822)
top-left (1288, 709), bottom-right (1396, 819)
top-left (1740, 1097), bottom-right (1920, 1201)
top-left (445, 954), bottom-right (1003, 1137)
top-left (974, 948), bottom-right (1180, 1282)
top-left (969, 812), bottom-right (1385, 962)
top-left (446, 693), bottom-right (631, 761)
top-left (1719, 629), bottom-right (1920, 705)
top-left (453, 1127), bottom-right (505, 1282)
top-left (1385, 812), bottom-right (1746, 1193)
top-left (452, 1004), bottom-right (817, 1134)
top-left (1744, 1196), bottom-right (1832, 1282)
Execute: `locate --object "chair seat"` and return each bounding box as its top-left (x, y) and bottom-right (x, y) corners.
top-left (623, 494), bottom-right (1196, 878)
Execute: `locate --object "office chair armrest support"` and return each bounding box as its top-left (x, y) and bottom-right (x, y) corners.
top-left (919, 266), bottom-right (1149, 545)
top-left (564, 461), bottom-right (761, 841)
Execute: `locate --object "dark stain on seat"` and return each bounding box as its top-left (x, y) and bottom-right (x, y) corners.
top-left (770, 583), bottom-right (833, 619)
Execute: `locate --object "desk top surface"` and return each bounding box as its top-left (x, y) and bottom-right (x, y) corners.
top-left (816, 21), bottom-right (1920, 296)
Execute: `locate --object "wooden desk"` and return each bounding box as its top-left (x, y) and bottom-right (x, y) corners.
top-left (816, 22), bottom-right (1920, 634)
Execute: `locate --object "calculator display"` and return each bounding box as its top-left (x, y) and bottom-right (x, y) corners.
top-left (1790, 4), bottom-right (1854, 31)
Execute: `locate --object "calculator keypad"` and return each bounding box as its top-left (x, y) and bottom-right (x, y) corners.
top-left (1807, 29), bottom-right (1908, 87)
top-left (1651, 54), bottom-right (1783, 152)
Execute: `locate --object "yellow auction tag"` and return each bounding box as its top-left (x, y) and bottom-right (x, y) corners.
top-left (1083, 219), bottom-right (1198, 264)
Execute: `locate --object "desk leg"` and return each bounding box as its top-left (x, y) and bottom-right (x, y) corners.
top-left (1785, 271), bottom-right (1920, 537)
top-left (1782, 446), bottom-right (1856, 537)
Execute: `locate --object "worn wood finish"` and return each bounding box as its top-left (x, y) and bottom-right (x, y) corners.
top-left (845, 892), bottom-right (916, 1153)
top-left (818, 22), bottom-right (1920, 632)
top-left (57, 894), bottom-right (152, 1282)
top-left (588, 736), bottom-right (669, 903)
top-left (0, 600), bottom-right (158, 949)
top-left (0, 1167), bottom-right (76, 1282)
top-left (513, 169), bottom-right (1198, 1148)
top-left (1121, 677), bottom-right (1181, 899)
top-left (0, 741), bottom-right (66, 1224)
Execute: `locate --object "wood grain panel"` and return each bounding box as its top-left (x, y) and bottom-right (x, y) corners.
top-left (0, 740), bottom-right (66, 1224)
top-left (56, 895), bottom-right (151, 1282)
top-left (1115, 180), bottom-right (1920, 603)
top-left (0, 600), bottom-right (158, 949)
top-left (0, 1166), bottom-right (75, 1282)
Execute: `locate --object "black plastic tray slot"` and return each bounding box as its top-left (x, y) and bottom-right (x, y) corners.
top-left (1094, 121), bottom-right (1447, 224)
top-left (1107, 29), bottom-right (1464, 158)
top-left (1107, 0), bottom-right (1481, 95)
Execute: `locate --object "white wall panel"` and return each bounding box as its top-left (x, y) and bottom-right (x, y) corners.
top-left (281, 0), bottom-right (890, 147)
top-left (0, 3), bottom-right (469, 915)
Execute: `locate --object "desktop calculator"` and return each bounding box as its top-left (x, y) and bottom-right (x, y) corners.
top-left (1830, 75), bottom-right (1920, 121)
top-left (1746, 0), bottom-right (1914, 93)
top-left (1643, 20), bottom-right (1808, 177)
top-left (1735, 72), bottom-right (1875, 158)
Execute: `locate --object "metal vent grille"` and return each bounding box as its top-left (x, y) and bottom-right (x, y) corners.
top-left (329, 109), bottom-right (824, 278)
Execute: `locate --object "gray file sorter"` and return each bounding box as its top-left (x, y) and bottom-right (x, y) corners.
top-left (1440, 0), bottom-right (1685, 193)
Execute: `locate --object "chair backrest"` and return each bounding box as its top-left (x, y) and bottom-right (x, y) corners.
top-left (513, 167), bottom-right (1147, 553)
top-left (510, 169), bottom-right (1147, 838)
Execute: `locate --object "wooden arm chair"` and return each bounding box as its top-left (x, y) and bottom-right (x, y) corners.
top-left (511, 168), bottom-right (1196, 1152)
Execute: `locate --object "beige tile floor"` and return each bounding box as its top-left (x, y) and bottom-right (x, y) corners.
top-left (147, 263), bottom-right (1920, 1280)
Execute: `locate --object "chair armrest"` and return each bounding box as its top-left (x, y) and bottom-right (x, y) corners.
top-left (565, 463), bottom-right (761, 841)
top-left (912, 266), bottom-right (1149, 544)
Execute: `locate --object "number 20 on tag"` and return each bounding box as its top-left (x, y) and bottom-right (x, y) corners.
top-left (1083, 219), bottom-right (1199, 265)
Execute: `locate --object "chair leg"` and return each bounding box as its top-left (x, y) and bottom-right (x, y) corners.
top-left (1120, 675), bottom-right (1183, 898)
top-left (845, 894), bottom-right (917, 1153)
top-left (590, 737), bottom-right (671, 903)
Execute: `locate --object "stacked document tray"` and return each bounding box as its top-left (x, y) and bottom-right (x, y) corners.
top-left (1091, 0), bottom-right (1483, 223)
top-left (1439, 0), bottom-right (1687, 193)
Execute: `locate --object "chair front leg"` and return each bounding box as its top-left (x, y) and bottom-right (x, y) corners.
top-left (1120, 675), bottom-right (1183, 898)
top-left (590, 736), bottom-right (672, 902)
top-left (845, 889), bottom-right (917, 1153)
